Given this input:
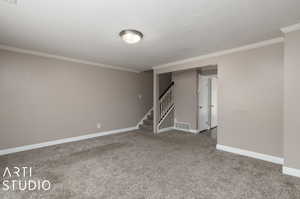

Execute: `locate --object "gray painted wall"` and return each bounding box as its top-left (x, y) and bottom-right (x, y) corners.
top-left (156, 43), bottom-right (284, 157)
top-left (173, 69), bottom-right (198, 130)
top-left (0, 50), bottom-right (153, 149)
top-left (199, 65), bottom-right (218, 76)
top-left (283, 30), bottom-right (300, 169)
top-left (159, 73), bottom-right (172, 96)
top-left (218, 44), bottom-right (283, 157)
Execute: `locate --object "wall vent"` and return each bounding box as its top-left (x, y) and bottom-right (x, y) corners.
top-left (175, 122), bottom-right (191, 130)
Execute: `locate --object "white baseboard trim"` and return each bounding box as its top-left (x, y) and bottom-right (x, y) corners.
top-left (216, 144), bottom-right (284, 165)
top-left (0, 126), bottom-right (138, 156)
top-left (173, 127), bottom-right (199, 134)
top-left (283, 167), bottom-right (300, 178)
top-left (158, 127), bottom-right (174, 133)
top-left (281, 23), bottom-right (300, 34)
top-left (156, 126), bottom-right (198, 134)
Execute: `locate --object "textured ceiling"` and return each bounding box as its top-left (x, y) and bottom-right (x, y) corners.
top-left (0, 0), bottom-right (300, 71)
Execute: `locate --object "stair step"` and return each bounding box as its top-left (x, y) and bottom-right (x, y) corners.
top-left (138, 109), bottom-right (154, 131)
top-left (139, 124), bottom-right (153, 131)
top-left (143, 119), bottom-right (153, 125)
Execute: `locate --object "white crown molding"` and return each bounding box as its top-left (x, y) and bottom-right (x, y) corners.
top-left (0, 44), bottom-right (140, 73)
top-left (281, 23), bottom-right (300, 34)
top-left (152, 37), bottom-right (284, 70)
top-left (283, 167), bottom-right (300, 178)
top-left (216, 144), bottom-right (284, 165)
top-left (0, 126), bottom-right (138, 156)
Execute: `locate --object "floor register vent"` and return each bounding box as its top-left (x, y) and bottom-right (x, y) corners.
top-left (175, 122), bottom-right (191, 130)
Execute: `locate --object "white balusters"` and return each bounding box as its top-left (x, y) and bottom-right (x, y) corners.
top-left (159, 83), bottom-right (174, 121)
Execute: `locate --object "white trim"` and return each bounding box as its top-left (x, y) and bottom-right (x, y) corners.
top-left (283, 167), bottom-right (300, 178)
top-left (216, 144), bottom-right (284, 165)
top-left (157, 127), bottom-right (198, 134)
top-left (0, 44), bottom-right (140, 73)
top-left (281, 23), bottom-right (300, 34)
top-left (137, 107), bottom-right (153, 127)
top-left (173, 127), bottom-right (199, 134)
top-left (158, 127), bottom-right (174, 134)
top-left (0, 126), bottom-right (138, 156)
top-left (157, 104), bottom-right (175, 127)
top-left (152, 37), bottom-right (284, 70)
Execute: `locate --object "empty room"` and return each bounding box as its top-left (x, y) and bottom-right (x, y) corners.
top-left (1, 0), bottom-right (300, 198)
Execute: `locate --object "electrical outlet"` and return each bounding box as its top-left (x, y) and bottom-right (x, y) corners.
top-left (97, 123), bottom-right (101, 129)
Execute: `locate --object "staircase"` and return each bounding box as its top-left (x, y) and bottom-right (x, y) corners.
top-left (158, 81), bottom-right (174, 127)
top-left (139, 110), bottom-right (153, 131)
top-left (139, 81), bottom-right (175, 132)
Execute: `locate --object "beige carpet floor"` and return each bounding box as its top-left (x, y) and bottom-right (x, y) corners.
top-left (0, 129), bottom-right (300, 199)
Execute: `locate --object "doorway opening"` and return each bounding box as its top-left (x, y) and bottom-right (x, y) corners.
top-left (197, 65), bottom-right (218, 138)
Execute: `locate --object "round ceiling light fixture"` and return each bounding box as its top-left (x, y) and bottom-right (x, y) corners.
top-left (119, 29), bottom-right (143, 44)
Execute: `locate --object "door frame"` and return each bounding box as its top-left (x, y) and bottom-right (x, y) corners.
top-left (197, 73), bottom-right (218, 132)
top-left (210, 76), bottom-right (218, 128)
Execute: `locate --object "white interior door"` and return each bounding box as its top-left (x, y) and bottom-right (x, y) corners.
top-left (198, 75), bottom-right (210, 131)
top-left (210, 77), bottom-right (218, 128)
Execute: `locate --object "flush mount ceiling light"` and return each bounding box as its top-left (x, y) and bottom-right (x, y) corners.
top-left (119, 29), bottom-right (143, 44)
